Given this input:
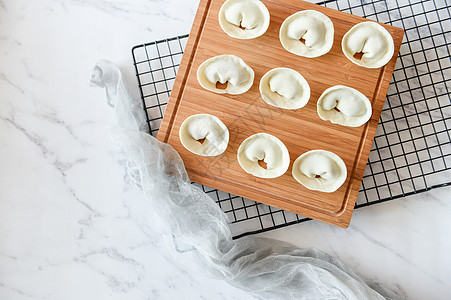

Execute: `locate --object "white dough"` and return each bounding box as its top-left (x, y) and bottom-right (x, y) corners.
top-left (292, 150), bottom-right (347, 193)
top-left (279, 10), bottom-right (334, 58)
top-left (197, 55), bottom-right (254, 94)
top-left (219, 0), bottom-right (270, 39)
top-left (259, 68), bottom-right (311, 110)
top-left (317, 85), bottom-right (372, 127)
top-left (342, 21), bottom-right (395, 68)
top-left (237, 133), bottom-right (290, 178)
top-left (179, 114), bottom-right (229, 157)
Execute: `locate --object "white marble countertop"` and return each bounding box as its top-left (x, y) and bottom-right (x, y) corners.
top-left (1, 0), bottom-right (450, 299)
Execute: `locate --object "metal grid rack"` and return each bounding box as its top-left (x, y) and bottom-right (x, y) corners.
top-left (132, 0), bottom-right (451, 238)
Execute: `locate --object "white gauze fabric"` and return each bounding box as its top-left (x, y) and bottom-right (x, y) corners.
top-left (90, 60), bottom-right (402, 300)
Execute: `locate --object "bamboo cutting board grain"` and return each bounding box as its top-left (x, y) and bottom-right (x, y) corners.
top-left (157, 0), bottom-right (404, 228)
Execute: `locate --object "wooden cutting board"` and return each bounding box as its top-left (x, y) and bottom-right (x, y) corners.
top-left (157, 0), bottom-right (404, 228)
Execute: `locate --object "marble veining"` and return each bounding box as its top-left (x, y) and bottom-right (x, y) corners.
top-left (0, 0), bottom-right (450, 299)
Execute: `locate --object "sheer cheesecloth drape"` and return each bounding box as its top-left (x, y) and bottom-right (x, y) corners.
top-left (91, 60), bottom-right (402, 300)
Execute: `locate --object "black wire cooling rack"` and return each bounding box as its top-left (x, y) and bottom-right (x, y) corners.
top-left (132, 0), bottom-right (451, 238)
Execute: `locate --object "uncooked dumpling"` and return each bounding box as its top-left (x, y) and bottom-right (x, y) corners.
top-left (279, 10), bottom-right (334, 58)
top-left (179, 114), bottom-right (229, 156)
top-left (219, 0), bottom-right (270, 39)
top-left (237, 133), bottom-right (290, 178)
top-left (259, 68), bottom-right (310, 109)
top-left (197, 55), bottom-right (254, 94)
top-left (317, 85), bottom-right (372, 127)
top-left (342, 21), bottom-right (395, 68)
top-left (292, 150), bottom-right (347, 193)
